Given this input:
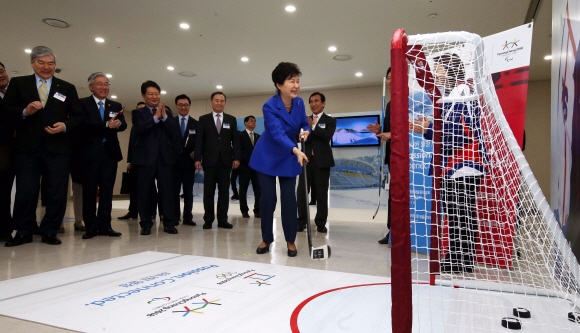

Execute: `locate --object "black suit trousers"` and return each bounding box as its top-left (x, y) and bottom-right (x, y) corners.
top-left (13, 145), bottom-right (70, 236)
top-left (202, 162), bottom-right (231, 224)
top-left (128, 166), bottom-right (160, 217)
top-left (238, 164), bottom-right (260, 214)
top-left (82, 145), bottom-right (118, 232)
top-left (137, 159), bottom-right (176, 228)
top-left (174, 159), bottom-right (195, 222)
top-left (297, 155), bottom-right (330, 227)
top-left (0, 169), bottom-right (14, 237)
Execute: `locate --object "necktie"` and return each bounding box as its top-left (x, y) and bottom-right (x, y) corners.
top-left (38, 79), bottom-right (48, 107)
top-left (250, 132), bottom-right (254, 146)
top-left (152, 108), bottom-right (157, 115)
top-left (98, 101), bottom-right (104, 120)
top-left (314, 114), bottom-right (319, 125)
top-left (181, 117), bottom-right (186, 138)
top-left (216, 114), bottom-right (221, 134)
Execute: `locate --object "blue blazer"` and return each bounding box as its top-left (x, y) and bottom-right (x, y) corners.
top-left (249, 94), bottom-right (309, 177)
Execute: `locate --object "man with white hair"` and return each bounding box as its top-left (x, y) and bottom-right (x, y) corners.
top-left (3, 46), bottom-right (83, 247)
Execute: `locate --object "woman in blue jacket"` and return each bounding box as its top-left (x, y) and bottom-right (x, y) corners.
top-left (249, 62), bottom-right (310, 257)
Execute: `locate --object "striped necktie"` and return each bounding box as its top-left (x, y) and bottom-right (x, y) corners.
top-left (38, 79), bottom-right (48, 107)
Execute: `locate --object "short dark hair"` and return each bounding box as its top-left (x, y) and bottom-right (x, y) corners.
top-left (244, 115), bottom-right (256, 123)
top-left (386, 67), bottom-right (391, 77)
top-left (433, 53), bottom-right (465, 86)
top-left (175, 94), bottom-right (191, 105)
top-left (140, 80), bottom-right (161, 95)
top-left (271, 62), bottom-right (301, 93)
top-left (211, 91), bottom-right (226, 101)
top-left (136, 102), bottom-right (146, 108)
top-left (0, 62), bottom-right (5, 69)
top-left (309, 92), bottom-right (325, 103)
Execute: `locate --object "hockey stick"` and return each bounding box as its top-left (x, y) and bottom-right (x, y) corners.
top-left (373, 76), bottom-right (387, 219)
top-left (300, 136), bottom-right (331, 260)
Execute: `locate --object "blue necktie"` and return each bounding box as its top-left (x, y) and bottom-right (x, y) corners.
top-left (98, 101), bottom-right (104, 120)
top-left (181, 117), bottom-right (186, 138)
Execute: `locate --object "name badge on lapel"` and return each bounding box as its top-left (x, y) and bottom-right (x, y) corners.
top-left (319, 123), bottom-right (326, 129)
top-left (109, 111), bottom-right (119, 118)
top-left (189, 129), bottom-right (196, 134)
top-left (53, 92), bottom-right (66, 102)
top-left (223, 123), bottom-right (230, 129)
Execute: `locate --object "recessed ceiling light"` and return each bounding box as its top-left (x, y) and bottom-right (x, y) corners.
top-left (106, 74), bottom-right (112, 78)
top-left (180, 23), bottom-right (190, 29)
top-left (161, 90), bottom-right (167, 95)
top-left (216, 85), bottom-right (223, 89)
top-left (285, 5), bottom-right (296, 12)
top-left (355, 72), bottom-right (363, 77)
top-left (178, 71), bottom-right (196, 77)
top-left (429, 13), bottom-right (437, 19)
top-left (544, 55), bottom-right (552, 60)
top-left (25, 49), bottom-right (32, 54)
top-left (95, 37), bottom-right (105, 43)
top-left (328, 46), bottom-right (337, 52)
top-left (111, 95), bottom-right (117, 99)
top-left (167, 66), bottom-right (175, 70)
top-left (241, 57), bottom-right (249, 62)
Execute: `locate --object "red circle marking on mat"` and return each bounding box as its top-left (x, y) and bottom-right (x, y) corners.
top-left (289, 283), bottom-right (390, 333)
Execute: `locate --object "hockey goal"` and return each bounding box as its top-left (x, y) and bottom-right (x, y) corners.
top-left (390, 29), bottom-right (580, 332)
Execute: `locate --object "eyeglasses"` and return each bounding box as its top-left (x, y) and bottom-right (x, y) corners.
top-left (91, 83), bottom-right (110, 87)
top-left (0, 69), bottom-right (6, 75)
top-left (177, 103), bottom-right (190, 108)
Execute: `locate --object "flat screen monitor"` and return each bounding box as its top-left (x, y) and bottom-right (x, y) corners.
top-left (331, 114), bottom-right (380, 147)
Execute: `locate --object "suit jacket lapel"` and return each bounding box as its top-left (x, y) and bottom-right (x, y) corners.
top-left (44, 77), bottom-right (60, 109)
top-left (274, 95), bottom-right (297, 129)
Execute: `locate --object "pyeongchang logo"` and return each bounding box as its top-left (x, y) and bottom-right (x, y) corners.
top-left (497, 38), bottom-right (524, 60)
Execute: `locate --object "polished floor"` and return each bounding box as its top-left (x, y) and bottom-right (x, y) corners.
top-left (0, 197), bottom-right (393, 332)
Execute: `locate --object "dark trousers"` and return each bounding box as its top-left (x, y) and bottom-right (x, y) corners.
top-left (257, 172), bottom-right (297, 243)
top-left (13, 146), bottom-right (70, 236)
top-left (128, 166), bottom-right (160, 217)
top-left (203, 162), bottom-right (231, 224)
top-left (297, 155), bottom-right (330, 228)
top-left (230, 167), bottom-right (239, 196)
top-left (441, 176), bottom-right (482, 269)
top-left (137, 158), bottom-right (177, 228)
top-left (0, 169), bottom-right (14, 238)
top-left (82, 146), bottom-right (118, 232)
top-left (174, 162), bottom-right (195, 222)
top-left (238, 164), bottom-right (261, 214)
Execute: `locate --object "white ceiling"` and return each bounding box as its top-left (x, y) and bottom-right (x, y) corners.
top-left (1, 0), bottom-right (552, 106)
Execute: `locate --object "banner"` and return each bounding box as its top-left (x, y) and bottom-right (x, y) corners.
top-left (477, 23), bottom-right (533, 268)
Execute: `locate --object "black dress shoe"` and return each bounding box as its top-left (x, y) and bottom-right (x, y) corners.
top-left (316, 226), bottom-right (328, 233)
top-left (82, 230), bottom-right (98, 239)
top-left (217, 222), bottom-right (233, 229)
top-left (5, 234), bottom-right (33, 247)
top-left (231, 194), bottom-right (239, 200)
top-left (287, 248), bottom-right (298, 257)
top-left (254, 213), bottom-right (261, 218)
top-left (256, 243), bottom-right (271, 254)
top-left (118, 213), bottom-right (138, 220)
top-left (297, 225), bottom-right (306, 232)
top-left (183, 220), bottom-right (197, 226)
top-left (242, 212), bottom-right (250, 218)
top-left (74, 223), bottom-right (87, 232)
top-left (98, 229), bottom-right (122, 237)
top-left (202, 223), bottom-right (212, 229)
top-left (41, 234), bottom-right (62, 245)
top-left (163, 226), bottom-right (178, 234)
top-left (378, 232), bottom-right (390, 244)
top-left (140, 227), bottom-right (151, 235)
top-left (0, 234), bottom-right (13, 242)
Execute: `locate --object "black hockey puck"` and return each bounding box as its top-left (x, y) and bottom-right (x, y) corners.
top-left (501, 317), bottom-right (522, 329)
top-left (512, 307), bottom-right (531, 318)
top-left (568, 312), bottom-right (580, 323)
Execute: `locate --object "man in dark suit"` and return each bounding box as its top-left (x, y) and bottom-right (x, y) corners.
top-left (117, 101), bottom-right (146, 220)
top-left (79, 72), bottom-right (126, 239)
top-left (3, 46), bottom-right (83, 247)
top-left (194, 92), bottom-right (240, 229)
top-left (132, 81), bottom-right (181, 235)
top-left (238, 115), bottom-right (261, 219)
top-left (0, 62), bottom-right (15, 242)
top-left (172, 94), bottom-right (198, 226)
top-left (297, 92), bottom-right (336, 233)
